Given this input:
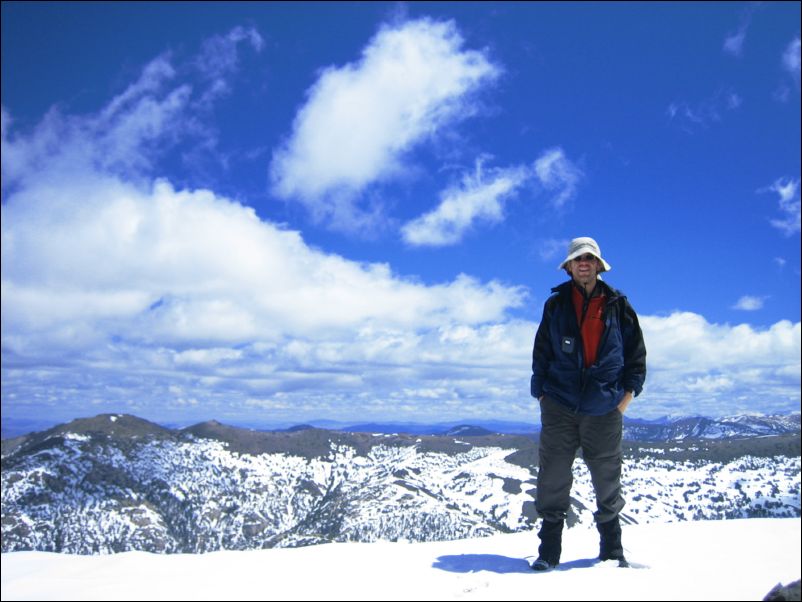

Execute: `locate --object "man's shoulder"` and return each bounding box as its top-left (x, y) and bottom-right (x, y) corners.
top-left (544, 282), bottom-right (570, 309)
top-left (549, 280), bottom-right (572, 296)
top-left (597, 280), bottom-right (632, 305)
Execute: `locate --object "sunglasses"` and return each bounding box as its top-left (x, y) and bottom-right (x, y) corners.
top-left (572, 253), bottom-right (598, 263)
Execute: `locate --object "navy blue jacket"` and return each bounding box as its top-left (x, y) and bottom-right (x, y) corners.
top-left (531, 280), bottom-right (647, 416)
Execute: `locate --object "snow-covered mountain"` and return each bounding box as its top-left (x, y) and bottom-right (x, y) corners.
top-left (1, 413), bottom-right (799, 555)
top-left (623, 412), bottom-right (801, 441)
top-left (2, 518), bottom-right (800, 601)
top-left (3, 412), bottom-right (799, 440)
top-left (342, 413), bottom-right (802, 440)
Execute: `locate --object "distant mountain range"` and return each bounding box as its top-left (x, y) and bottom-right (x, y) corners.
top-left (1, 412), bottom-right (799, 555)
top-left (624, 413), bottom-right (801, 441)
top-left (3, 411), bottom-right (799, 441)
top-left (340, 413), bottom-right (801, 441)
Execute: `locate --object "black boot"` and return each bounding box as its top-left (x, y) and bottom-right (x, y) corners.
top-left (532, 519), bottom-right (564, 571)
top-left (597, 516), bottom-right (629, 567)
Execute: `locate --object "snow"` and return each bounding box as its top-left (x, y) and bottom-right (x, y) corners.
top-left (1, 518), bottom-right (798, 601)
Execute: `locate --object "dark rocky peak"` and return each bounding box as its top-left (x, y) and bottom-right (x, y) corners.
top-left (26, 414), bottom-right (171, 447)
top-left (283, 424), bottom-right (317, 432)
top-left (52, 414), bottom-right (172, 438)
top-left (1, 414), bottom-right (175, 462)
top-left (184, 419), bottom-right (349, 458)
top-left (444, 425), bottom-right (495, 437)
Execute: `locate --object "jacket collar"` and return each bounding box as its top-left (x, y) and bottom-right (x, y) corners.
top-left (551, 279), bottom-right (621, 303)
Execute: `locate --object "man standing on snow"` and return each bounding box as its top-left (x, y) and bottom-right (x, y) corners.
top-left (529, 237), bottom-right (646, 571)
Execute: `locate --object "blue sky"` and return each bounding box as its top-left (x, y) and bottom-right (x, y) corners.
top-left (2, 2), bottom-right (800, 428)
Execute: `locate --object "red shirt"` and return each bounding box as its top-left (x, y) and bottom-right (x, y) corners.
top-left (572, 284), bottom-right (606, 367)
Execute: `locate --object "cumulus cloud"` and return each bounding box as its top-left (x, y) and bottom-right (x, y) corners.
top-left (2, 25), bottom-right (799, 427)
top-left (269, 18), bottom-right (501, 232)
top-left (1, 168), bottom-right (532, 424)
top-left (1, 178), bottom-right (526, 352)
top-left (1, 27), bottom-right (527, 425)
top-left (2, 165), bottom-right (799, 424)
top-left (401, 158), bottom-right (529, 246)
top-left (641, 312), bottom-right (799, 373)
top-left (639, 313), bottom-right (800, 417)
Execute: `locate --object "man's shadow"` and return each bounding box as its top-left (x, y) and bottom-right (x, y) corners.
top-left (433, 554), bottom-right (600, 574)
top-left (432, 554), bottom-right (532, 574)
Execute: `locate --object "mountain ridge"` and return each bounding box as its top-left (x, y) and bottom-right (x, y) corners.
top-left (2, 412), bottom-right (799, 555)
top-left (3, 410), bottom-right (799, 442)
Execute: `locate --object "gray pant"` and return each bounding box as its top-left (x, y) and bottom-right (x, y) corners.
top-left (536, 396), bottom-right (625, 524)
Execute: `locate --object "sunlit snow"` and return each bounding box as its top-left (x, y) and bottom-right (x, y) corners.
top-left (2, 518), bottom-right (799, 601)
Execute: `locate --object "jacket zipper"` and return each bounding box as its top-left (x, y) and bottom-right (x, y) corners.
top-left (576, 292), bottom-right (588, 414)
top-left (597, 294), bottom-right (619, 358)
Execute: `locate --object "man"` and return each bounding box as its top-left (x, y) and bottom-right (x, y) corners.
top-left (529, 237), bottom-right (646, 571)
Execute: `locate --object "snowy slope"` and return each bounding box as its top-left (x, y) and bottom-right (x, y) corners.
top-left (1, 518), bottom-right (799, 601)
top-left (3, 416), bottom-right (799, 554)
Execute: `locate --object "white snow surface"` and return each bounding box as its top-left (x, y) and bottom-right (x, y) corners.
top-left (1, 518), bottom-right (799, 601)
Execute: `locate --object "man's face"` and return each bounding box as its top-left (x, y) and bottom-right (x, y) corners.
top-left (568, 253), bottom-right (601, 286)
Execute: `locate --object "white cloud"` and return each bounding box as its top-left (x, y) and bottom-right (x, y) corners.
top-left (1, 167), bottom-right (531, 423)
top-left (401, 147), bottom-right (581, 247)
top-left (723, 5), bottom-right (757, 58)
top-left (726, 92), bottom-right (742, 109)
top-left (1, 27), bottom-right (262, 193)
top-left (100, 56), bottom-right (178, 121)
top-left (538, 238), bottom-right (570, 263)
top-left (685, 374), bottom-right (735, 394)
top-left (666, 87), bottom-right (742, 133)
top-left (533, 147), bottom-right (582, 209)
top-left (732, 296), bottom-right (768, 311)
top-left (774, 37), bottom-right (800, 101)
top-left (401, 159), bottom-right (529, 246)
top-left (1, 178), bottom-right (526, 351)
top-left (641, 313), bottom-right (800, 372)
top-left (2, 26), bottom-right (799, 427)
top-left (723, 29), bottom-right (747, 57)
top-left (269, 18), bottom-right (501, 232)
top-left (1, 25), bottom-right (527, 426)
top-left (764, 177), bottom-right (801, 236)
top-left (195, 26), bottom-right (264, 81)
top-left (3, 181), bottom-right (801, 424)
top-left (193, 26), bottom-right (264, 108)
top-left (782, 37), bottom-right (801, 80)
top-left (174, 348), bottom-right (244, 368)
top-left (638, 313), bottom-right (801, 417)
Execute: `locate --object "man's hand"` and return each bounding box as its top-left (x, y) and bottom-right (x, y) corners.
top-left (617, 391), bottom-right (633, 414)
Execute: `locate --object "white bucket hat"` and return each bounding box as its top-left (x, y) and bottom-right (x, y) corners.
top-left (558, 237), bottom-right (612, 272)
